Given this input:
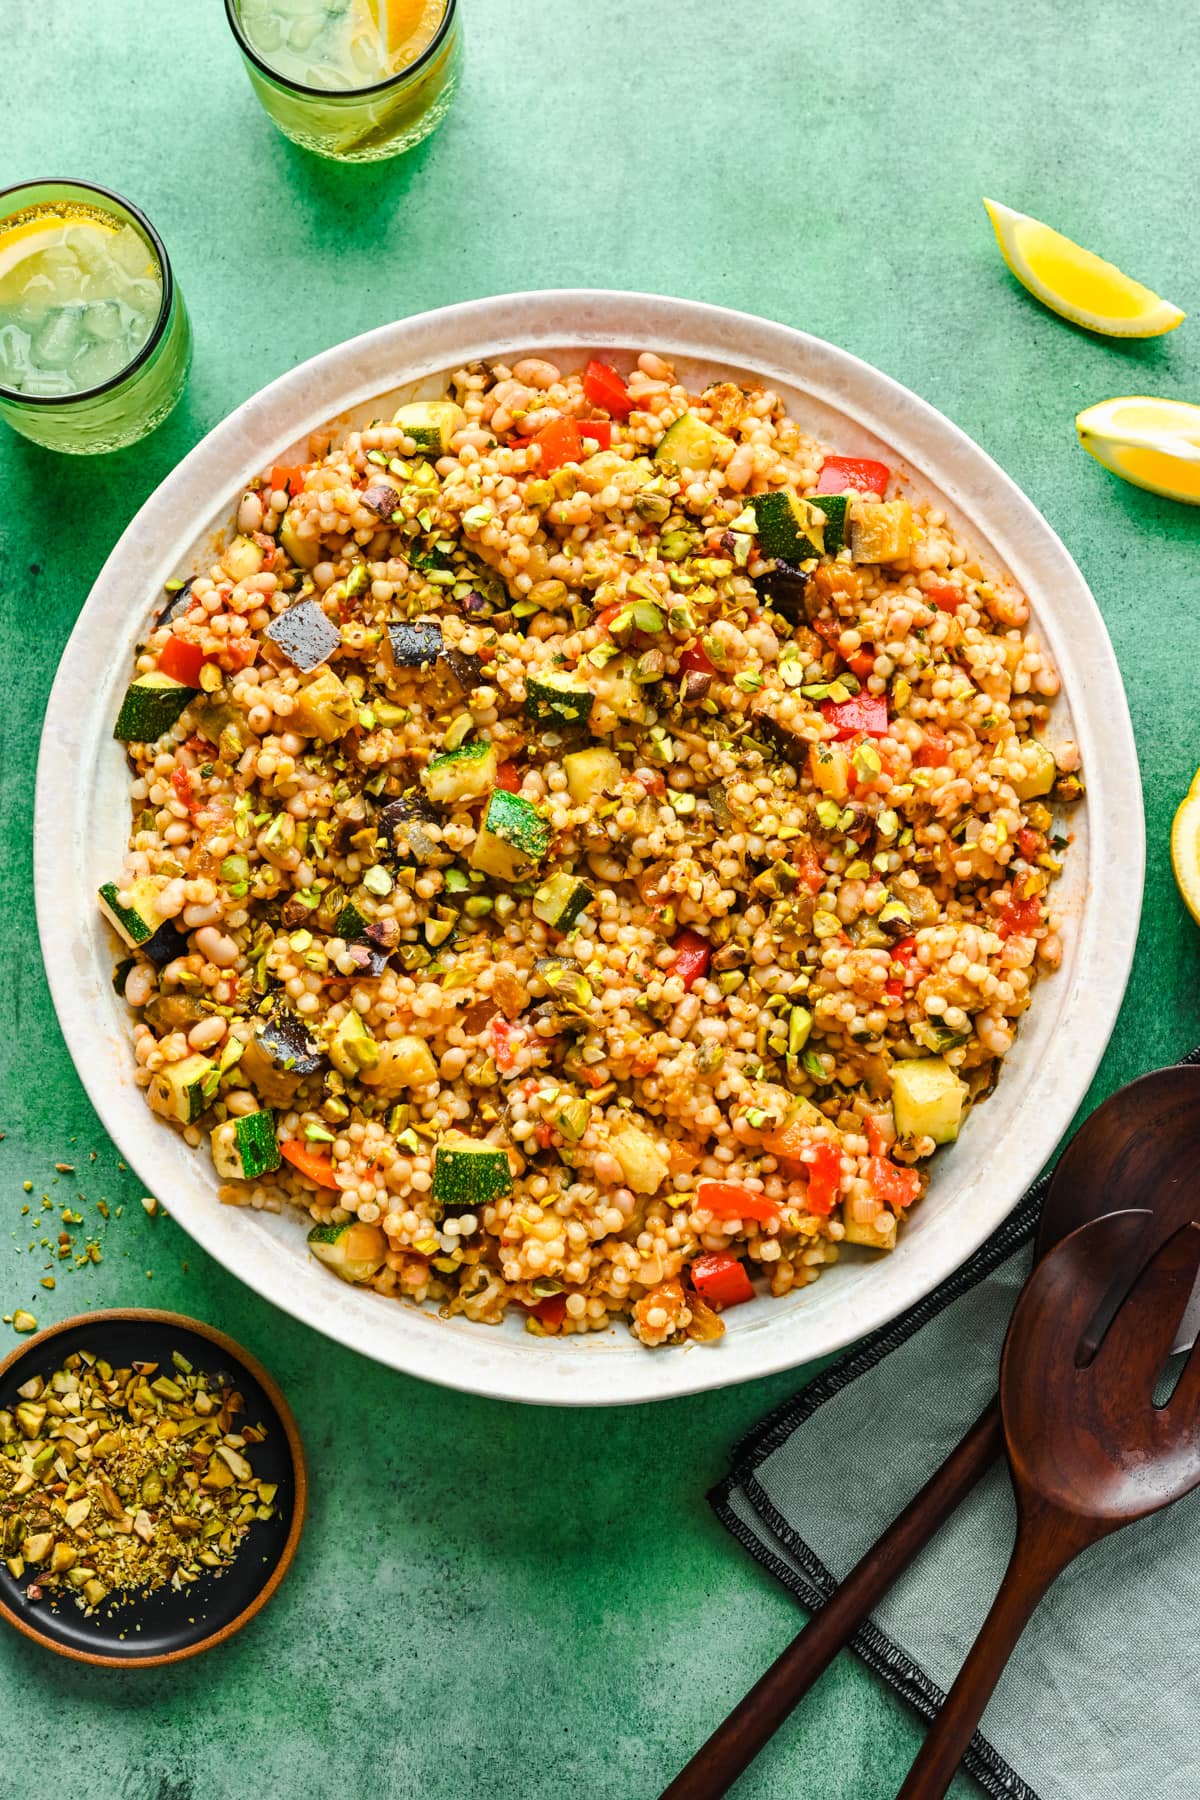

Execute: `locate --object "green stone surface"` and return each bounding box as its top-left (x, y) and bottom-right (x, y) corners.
top-left (2, 2), bottom-right (1199, 1795)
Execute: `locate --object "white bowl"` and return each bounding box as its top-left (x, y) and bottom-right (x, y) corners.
top-left (35, 292), bottom-right (1143, 1406)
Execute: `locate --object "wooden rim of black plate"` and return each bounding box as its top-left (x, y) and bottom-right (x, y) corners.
top-left (0, 1309), bottom-right (307, 1667)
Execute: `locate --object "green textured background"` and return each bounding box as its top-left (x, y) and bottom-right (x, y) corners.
top-left (2, 3), bottom-right (1199, 1795)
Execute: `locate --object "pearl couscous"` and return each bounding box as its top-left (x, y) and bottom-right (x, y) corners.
top-left (101, 351), bottom-right (1081, 1347)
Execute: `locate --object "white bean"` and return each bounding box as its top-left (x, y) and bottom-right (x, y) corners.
top-left (188, 1015), bottom-right (227, 1050)
top-left (637, 351), bottom-right (673, 380)
top-left (512, 358), bottom-right (561, 390)
top-left (724, 442), bottom-right (756, 492)
top-left (226, 1090), bottom-right (261, 1117)
top-left (124, 963), bottom-right (157, 1008)
top-left (194, 925), bottom-right (239, 967)
top-left (182, 901), bottom-right (221, 929)
top-left (237, 491), bottom-right (263, 534)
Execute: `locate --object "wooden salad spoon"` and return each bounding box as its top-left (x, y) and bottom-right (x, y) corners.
top-left (660, 1062), bottom-right (1200, 1800)
top-left (897, 1207), bottom-right (1200, 1797)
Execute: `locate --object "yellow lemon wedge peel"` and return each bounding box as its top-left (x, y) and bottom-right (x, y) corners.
top-left (1076, 396), bottom-right (1200, 506)
top-left (1171, 769), bottom-right (1200, 927)
top-left (983, 198), bottom-right (1185, 339)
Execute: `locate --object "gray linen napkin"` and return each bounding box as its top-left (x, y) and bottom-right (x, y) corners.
top-left (712, 1054), bottom-right (1200, 1800)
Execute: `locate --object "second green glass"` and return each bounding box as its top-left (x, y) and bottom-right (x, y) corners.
top-left (226, 0), bottom-right (462, 163)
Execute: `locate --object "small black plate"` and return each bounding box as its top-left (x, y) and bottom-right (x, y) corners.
top-left (0, 1310), bottom-right (306, 1666)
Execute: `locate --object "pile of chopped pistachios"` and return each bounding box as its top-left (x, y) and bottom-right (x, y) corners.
top-left (0, 1348), bottom-right (277, 1612)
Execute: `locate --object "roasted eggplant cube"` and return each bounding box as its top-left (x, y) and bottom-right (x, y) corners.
top-left (378, 793), bottom-right (447, 866)
top-left (388, 621), bottom-right (444, 668)
top-left (757, 559), bottom-right (812, 621)
top-left (258, 1003), bottom-right (326, 1078)
top-left (141, 918), bottom-right (192, 970)
top-left (439, 644), bottom-right (485, 693)
top-left (265, 599), bottom-right (341, 674)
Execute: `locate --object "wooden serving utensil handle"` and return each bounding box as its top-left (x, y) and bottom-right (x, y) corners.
top-left (894, 1507), bottom-right (1085, 1800)
top-left (660, 1400), bottom-right (1004, 1800)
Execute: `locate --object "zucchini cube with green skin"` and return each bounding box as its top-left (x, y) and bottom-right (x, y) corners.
top-left (563, 747), bottom-right (621, 804)
top-left (279, 511), bottom-right (320, 568)
top-left (292, 669), bottom-right (356, 743)
top-left (307, 1220), bottom-right (387, 1284)
top-left (147, 1053), bottom-right (217, 1126)
top-left (805, 492), bottom-right (851, 554)
top-left (211, 1110), bottom-right (281, 1181)
top-left (524, 670), bottom-right (595, 727)
top-left (433, 1138), bottom-right (514, 1215)
top-left (842, 1207), bottom-right (897, 1251)
top-left (392, 399), bottom-right (466, 453)
top-left (653, 412), bottom-right (734, 471)
top-left (470, 789), bottom-right (551, 881)
top-left (360, 1034), bottom-right (438, 1094)
top-left (113, 673), bottom-right (197, 743)
top-left (849, 499), bottom-right (915, 565)
top-left (98, 876), bottom-right (169, 948)
top-left (423, 740), bottom-right (498, 805)
top-left (752, 490), bottom-right (826, 562)
top-left (532, 872), bottom-right (594, 932)
top-left (891, 1057), bottom-right (966, 1144)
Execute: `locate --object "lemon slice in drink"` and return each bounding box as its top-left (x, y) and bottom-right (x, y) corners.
top-left (1076, 396), bottom-right (1200, 505)
top-left (1171, 770), bottom-right (1200, 926)
top-left (983, 198), bottom-right (1185, 338)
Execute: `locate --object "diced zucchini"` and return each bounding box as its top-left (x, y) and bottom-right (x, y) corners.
top-left (328, 1011), bottom-right (380, 1079)
top-left (805, 492), bottom-right (850, 555)
top-left (423, 739), bottom-right (498, 805)
top-left (292, 668), bottom-right (356, 742)
top-left (563, 746), bottom-right (621, 804)
top-left (221, 535), bottom-right (265, 583)
top-left (532, 872), bottom-right (594, 931)
top-left (752, 490), bottom-right (825, 562)
top-left (470, 789), bottom-right (551, 881)
top-left (211, 1110), bottom-right (280, 1181)
top-left (98, 877), bottom-right (169, 948)
top-left (590, 653), bottom-right (653, 729)
top-left (334, 900), bottom-right (368, 941)
top-left (525, 670), bottom-right (595, 727)
top-left (653, 412), bottom-right (734, 471)
top-left (360, 1034), bottom-right (438, 1093)
top-left (388, 621), bottom-right (444, 668)
top-left (432, 1136), bottom-right (514, 1215)
top-left (279, 511), bottom-right (320, 568)
top-left (147, 1053), bottom-right (216, 1125)
top-left (265, 599), bottom-right (340, 673)
top-left (1011, 742), bottom-right (1057, 801)
top-left (392, 399), bottom-right (466, 453)
top-left (607, 1122), bottom-right (670, 1195)
top-left (307, 1220), bottom-right (387, 1284)
top-left (841, 1207), bottom-right (897, 1251)
top-left (113, 673), bottom-right (197, 743)
top-left (849, 500), bottom-right (916, 565)
top-left (892, 1057), bottom-right (966, 1145)
top-left (241, 1003), bottom-right (326, 1105)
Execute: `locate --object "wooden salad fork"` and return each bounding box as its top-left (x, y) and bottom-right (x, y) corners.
top-left (896, 1208), bottom-right (1200, 1798)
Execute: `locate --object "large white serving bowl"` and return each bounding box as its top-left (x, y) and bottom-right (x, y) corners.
top-left (35, 292), bottom-right (1143, 1406)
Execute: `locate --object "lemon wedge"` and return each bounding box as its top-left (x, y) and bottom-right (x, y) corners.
top-left (1076, 396), bottom-right (1200, 505)
top-left (983, 198), bottom-right (1185, 338)
top-left (1172, 769), bottom-right (1200, 926)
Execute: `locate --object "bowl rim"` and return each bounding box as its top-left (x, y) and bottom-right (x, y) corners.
top-left (0, 1308), bottom-right (307, 1666)
top-left (33, 289), bottom-right (1144, 1406)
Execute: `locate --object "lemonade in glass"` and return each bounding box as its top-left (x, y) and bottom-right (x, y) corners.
top-left (227, 0), bottom-right (461, 162)
top-left (0, 180), bottom-right (190, 455)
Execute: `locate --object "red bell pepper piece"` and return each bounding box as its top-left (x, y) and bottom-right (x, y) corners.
top-left (495, 760), bottom-right (521, 793)
top-left (884, 936), bottom-right (917, 1000)
top-left (157, 635), bottom-right (205, 687)
top-left (1017, 827), bottom-right (1043, 861)
top-left (696, 1181), bottom-right (780, 1225)
top-left (490, 1016), bottom-right (518, 1070)
top-left (816, 456), bottom-right (891, 496)
top-left (925, 584), bottom-right (964, 612)
top-left (270, 465), bottom-right (308, 497)
top-left (691, 1253), bottom-right (755, 1308)
top-left (579, 419), bottom-right (613, 450)
top-left (669, 928), bottom-right (712, 989)
top-left (821, 695), bottom-right (889, 739)
top-left (678, 642), bottom-right (715, 676)
top-left (280, 1140), bottom-right (340, 1189)
top-left (171, 767), bottom-right (198, 813)
top-left (534, 417), bottom-right (584, 473)
top-left (847, 649), bottom-right (875, 679)
top-left (583, 359), bottom-right (633, 418)
top-left (867, 1156), bottom-right (922, 1210)
top-left (914, 726), bottom-right (950, 767)
top-left (802, 1142), bottom-right (843, 1215)
top-left (520, 1293), bottom-right (568, 1326)
top-left (535, 1121), bottom-right (556, 1150)
top-left (998, 894), bottom-right (1042, 940)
